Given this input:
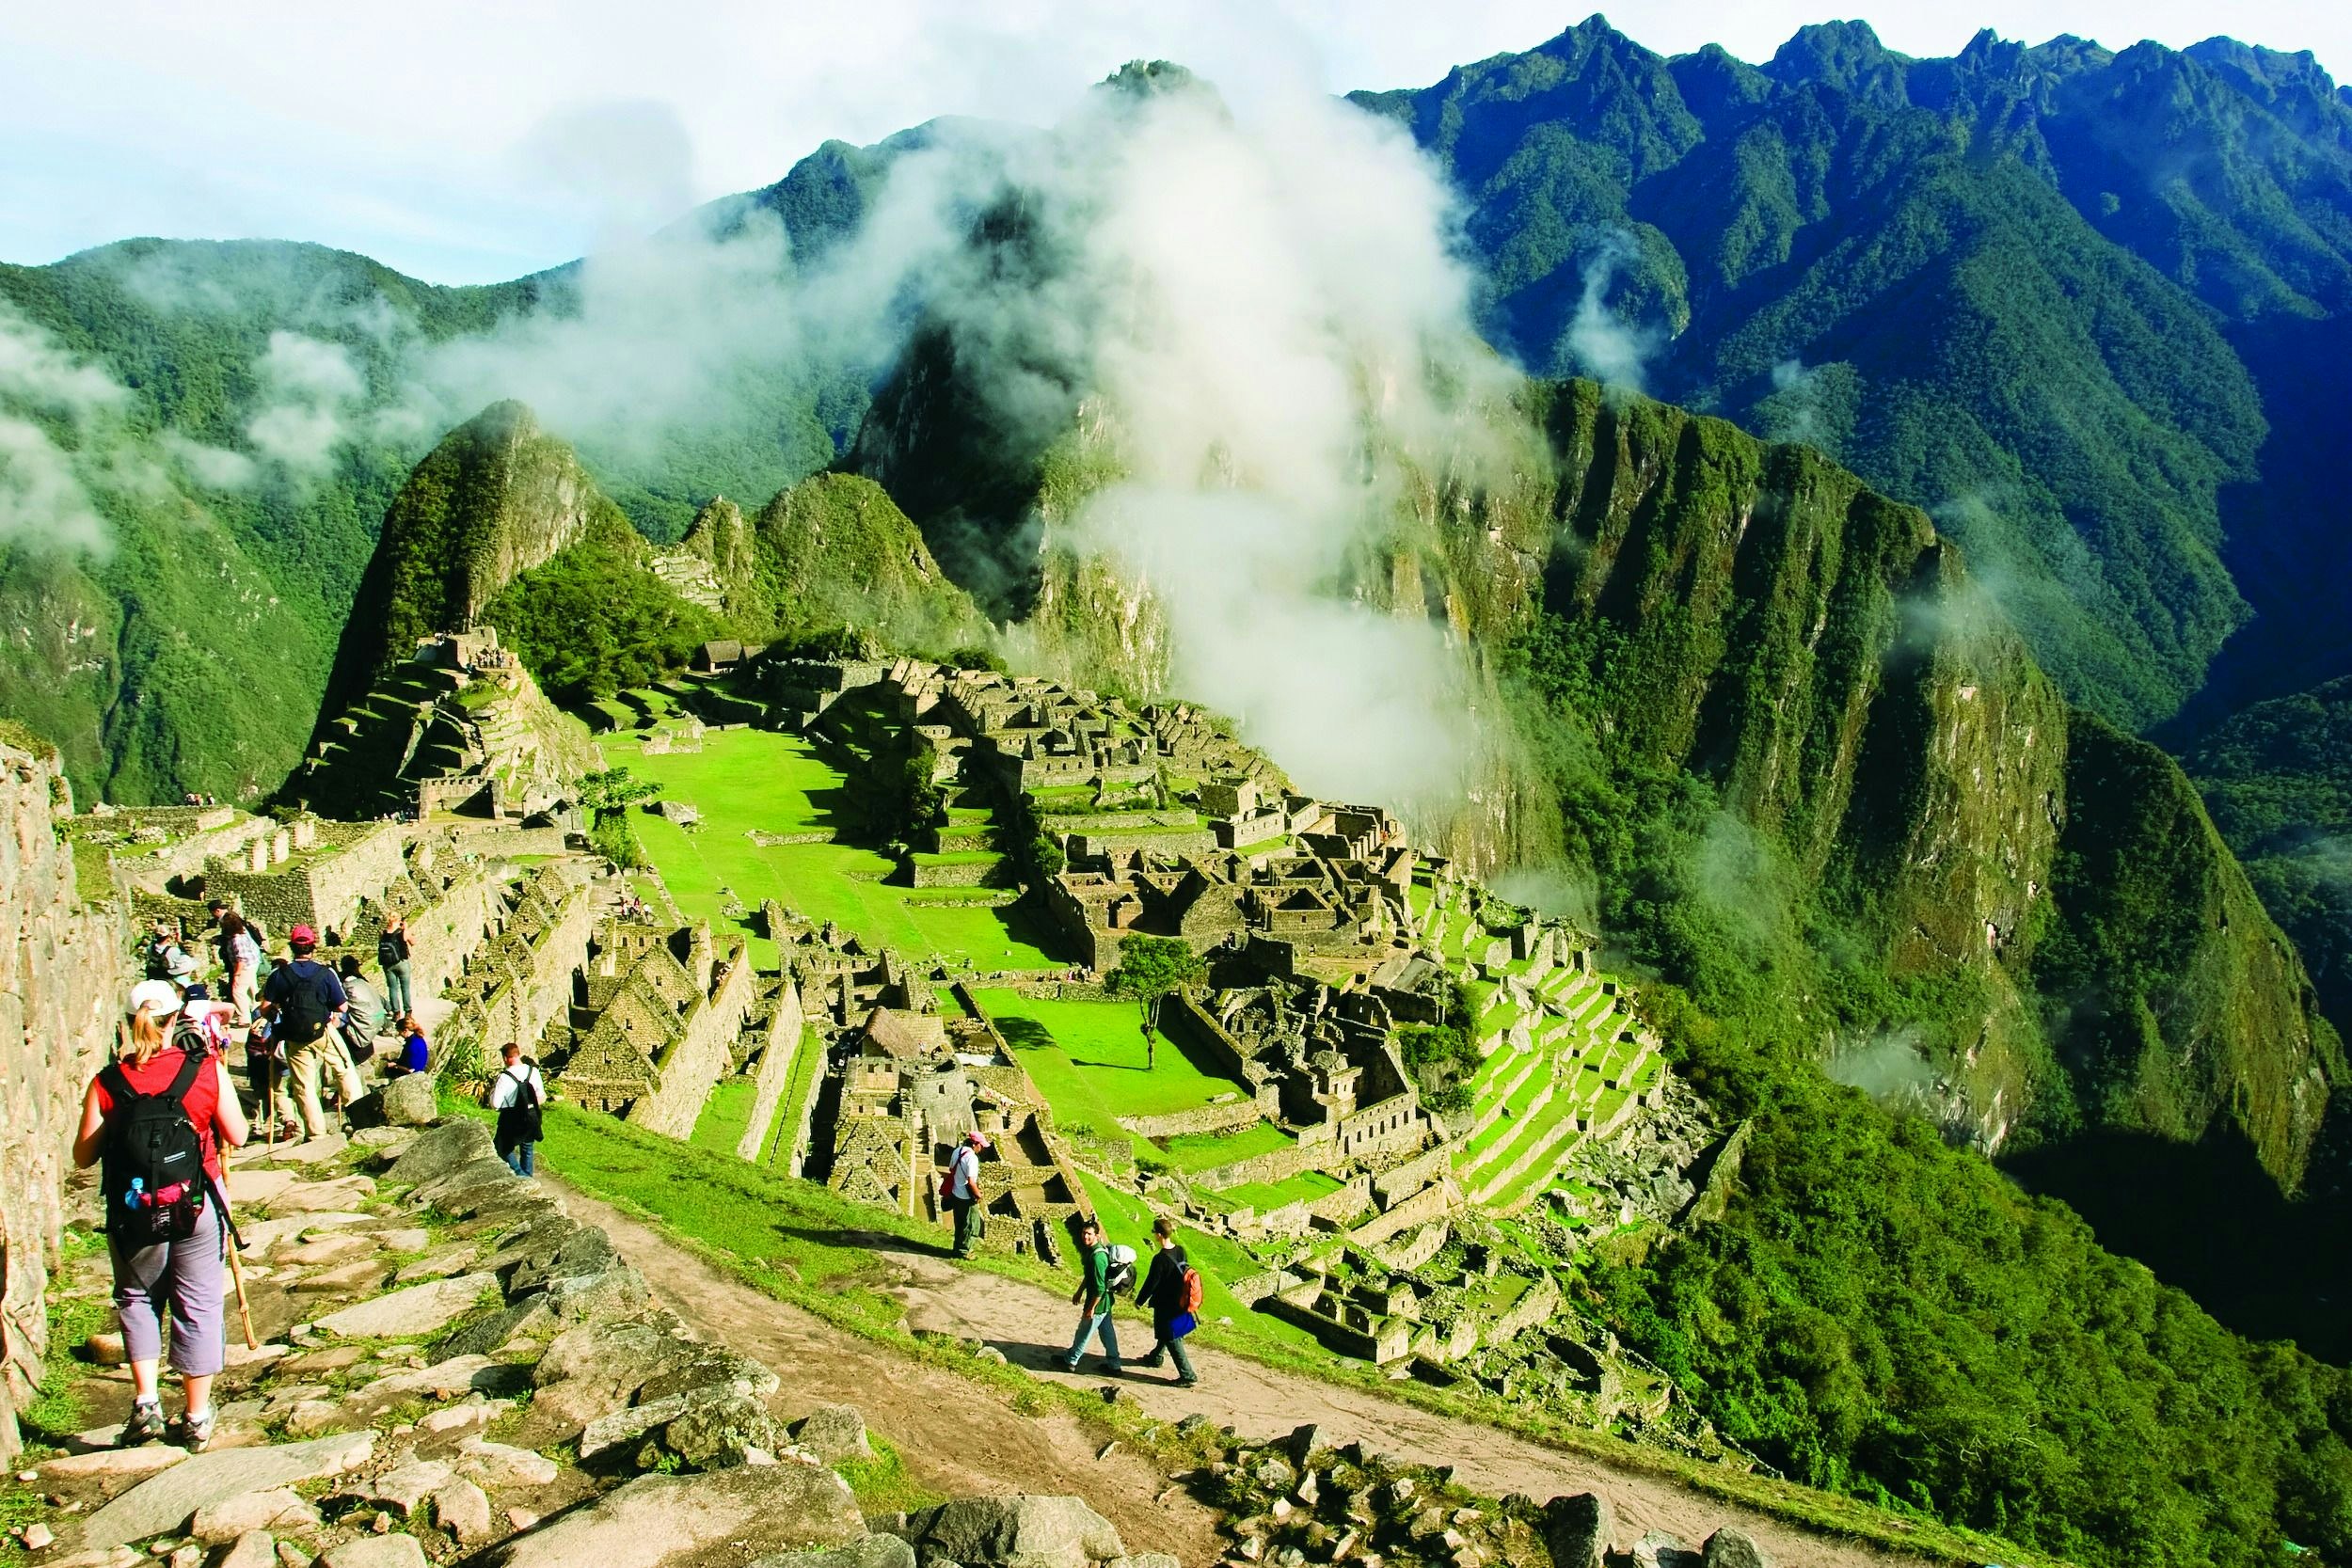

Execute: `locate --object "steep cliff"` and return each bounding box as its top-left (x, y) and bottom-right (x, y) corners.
top-left (0, 725), bottom-right (120, 1460)
top-left (1522, 381), bottom-right (2340, 1187)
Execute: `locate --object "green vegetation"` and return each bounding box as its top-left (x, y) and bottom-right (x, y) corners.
top-left (1596, 1004), bottom-right (2352, 1568)
top-left (977, 988), bottom-right (1250, 1122)
top-left (1350, 18), bottom-right (2352, 733)
top-left (484, 513), bottom-right (719, 703)
top-left (602, 719), bottom-right (1056, 969)
top-left (580, 766), bottom-right (660, 871)
top-left (1159, 1119), bottom-right (1295, 1173)
top-left (1103, 934), bottom-right (1207, 1007)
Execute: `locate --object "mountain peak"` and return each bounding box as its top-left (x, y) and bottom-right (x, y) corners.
top-left (1764, 20), bottom-right (1913, 102)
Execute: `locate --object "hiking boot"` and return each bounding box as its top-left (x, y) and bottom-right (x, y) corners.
top-left (1135, 1353), bottom-right (1165, 1370)
top-left (118, 1399), bottom-right (166, 1446)
top-left (165, 1407), bottom-right (214, 1452)
top-left (1175, 1377), bottom-right (1200, 1389)
top-left (1102, 1359), bottom-right (1125, 1376)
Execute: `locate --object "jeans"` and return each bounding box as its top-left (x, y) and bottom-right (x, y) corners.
top-left (499, 1140), bottom-right (536, 1178)
top-left (1138, 1328), bottom-right (1197, 1383)
top-left (1064, 1307), bottom-right (1121, 1369)
top-left (383, 960), bottom-right (414, 1019)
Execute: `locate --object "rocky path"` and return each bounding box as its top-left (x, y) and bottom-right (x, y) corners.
top-left (555, 1182), bottom-right (1934, 1568)
top-left (545, 1184), bottom-right (1225, 1563)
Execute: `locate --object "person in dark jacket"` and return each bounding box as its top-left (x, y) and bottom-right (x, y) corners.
top-left (1133, 1214), bottom-right (1199, 1387)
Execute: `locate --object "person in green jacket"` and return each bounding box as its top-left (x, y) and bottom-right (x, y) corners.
top-left (1058, 1216), bottom-right (1124, 1374)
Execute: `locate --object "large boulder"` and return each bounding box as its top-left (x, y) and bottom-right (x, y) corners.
top-left (507, 1225), bottom-right (618, 1295)
top-left (657, 1391), bottom-right (791, 1470)
top-left (1543, 1493), bottom-right (1613, 1568)
top-left (380, 1073), bottom-right (440, 1126)
top-left (884, 1496), bottom-right (1125, 1568)
top-left (484, 1457), bottom-right (866, 1568)
top-left (535, 1317), bottom-right (694, 1395)
top-left (753, 1542), bottom-right (916, 1568)
top-left (79, 1431), bottom-right (376, 1549)
top-left (387, 1121), bottom-right (500, 1187)
top-left (310, 1273), bottom-right (500, 1338)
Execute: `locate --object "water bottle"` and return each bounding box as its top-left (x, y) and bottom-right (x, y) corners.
top-left (125, 1177), bottom-right (146, 1211)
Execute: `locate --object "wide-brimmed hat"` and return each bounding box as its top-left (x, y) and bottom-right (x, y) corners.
top-left (166, 947), bottom-right (199, 979)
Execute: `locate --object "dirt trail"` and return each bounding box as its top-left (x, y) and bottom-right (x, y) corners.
top-left (551, 1182), bottom-right (1223, 1563)
top-left (555, 1180), bottom-right (1932, 1568)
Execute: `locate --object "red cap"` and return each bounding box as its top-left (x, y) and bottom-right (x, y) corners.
top-left (289, 923), bottom-right (318, 947)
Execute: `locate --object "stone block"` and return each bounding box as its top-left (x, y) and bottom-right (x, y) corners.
top-left (78, 1430), bottom-right (375, 1549)
top-left (480, 1461), bottom-right (865, 1568)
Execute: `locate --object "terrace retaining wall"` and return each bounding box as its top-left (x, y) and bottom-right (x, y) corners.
top-left (628, 941), bottom-right (755, 1138)
top-left (735, 976), bottom-right (808, 1164)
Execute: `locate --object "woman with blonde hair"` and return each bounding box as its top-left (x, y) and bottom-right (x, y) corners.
top-left (72, 980), bottom-right (248, 1449)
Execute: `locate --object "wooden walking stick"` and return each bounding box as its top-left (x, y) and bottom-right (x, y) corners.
top-left (204, 1173), bottom-right (259, 1351)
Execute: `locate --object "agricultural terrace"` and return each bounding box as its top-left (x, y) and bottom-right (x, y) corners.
top-left (598, 705), bottom-right (1060, 971)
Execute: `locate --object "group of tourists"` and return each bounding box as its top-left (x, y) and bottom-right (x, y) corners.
top-left (943, 1132), bottom-right (1203, 1388)
top-left (82, 901), bottom-right (483, 1450)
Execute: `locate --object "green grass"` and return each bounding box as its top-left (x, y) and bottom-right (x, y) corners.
top-left (690, 1076), bottom-right (758, 1156)
top-left (834, 1435), bottom-right (946, 1515)
top-left (1161, 1119), bottom-right (1296, 1174)
top-left (976, 989), bottom-right (1250, 1122)
top-left (603, 719), bottom-right (1058, 970)
top-left (1219, 1170), bottom-right (1343, 1211)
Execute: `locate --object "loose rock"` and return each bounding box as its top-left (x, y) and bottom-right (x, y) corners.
top-left (481, 1459), bottom-right (866, 1568)
top-left (789, 1404), bottom-right (873, 1464)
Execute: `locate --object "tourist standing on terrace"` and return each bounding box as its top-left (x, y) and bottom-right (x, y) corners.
top-left (215, 911), bottom-right (262, 1025)
top-left (1059, 1216), bottom-right (1125, 1375)
top-left (259, 924), bottom-right (347, 1139)
top-left (378, 912), bottom-right (414, 1019)
top-left (72, 981), bottom-right (249, 1451)
top-left (946, 1129), bottom-right (986, 1259)
top-left (487, 1040), bottom-right (548, 1177)
top-left (1133, 1214), bottom-right (1200, 1388)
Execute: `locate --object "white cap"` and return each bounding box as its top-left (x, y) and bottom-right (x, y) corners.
top-left (126, 979), bottom-right (181, 1016)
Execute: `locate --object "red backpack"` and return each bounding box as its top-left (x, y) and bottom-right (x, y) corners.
top-left (1181, 1264), bottom-right (1204, 1312)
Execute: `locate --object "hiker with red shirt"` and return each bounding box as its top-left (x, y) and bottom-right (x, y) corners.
top-left (1133, 1213), bottom-right (1201, 1388)
top-left (72, 980), bottom-right (249, 1450)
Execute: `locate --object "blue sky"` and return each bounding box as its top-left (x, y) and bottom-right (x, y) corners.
top-left (3, 0), bottom-right (2344, 286)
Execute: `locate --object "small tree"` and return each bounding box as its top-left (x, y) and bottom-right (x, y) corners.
top-left (1106, 935), bottom-right (1207, 1068)
top-left (580, 767), bottom-right (660, 869)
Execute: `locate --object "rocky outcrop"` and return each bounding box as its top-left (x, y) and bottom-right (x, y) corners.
top-left (0, 731), bottom-right (120, 1460)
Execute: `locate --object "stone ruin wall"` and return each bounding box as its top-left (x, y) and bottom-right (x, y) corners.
top-left (472, 877), bottom-right (598, 1063)
top-left (0, 741), bottom-right (122, 1462)
top-left (627, 944), bottom-right (755, 1139)
top-left (198, 820), bottom-right (408, 941)
top-left (735, 976), bottom-right (809, 1164)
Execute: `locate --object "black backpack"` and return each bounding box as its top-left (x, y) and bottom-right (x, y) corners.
top-left (496, 1067), bottom-right (543, 1145)
top-left (377, 929), bottom-right (406, 968)
top-left (275, 961), bottom-right (336, 1045)
top-left (101, 1046), bottom-right (210, 1246)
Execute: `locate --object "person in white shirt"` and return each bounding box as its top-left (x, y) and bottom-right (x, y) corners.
top-left (486, 1041), bottom-right (549, 1178)
top-left (946, 1129), bottom-right (986, 1259)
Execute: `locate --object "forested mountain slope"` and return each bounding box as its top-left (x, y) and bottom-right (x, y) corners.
top-left (1352, 17), bottom-right (2352, 732)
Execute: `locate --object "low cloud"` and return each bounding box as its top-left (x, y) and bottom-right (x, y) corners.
top-left (1564, 230), bottom-right (1659, 394)
top-left (246, 331), bottom-right (367, 479)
